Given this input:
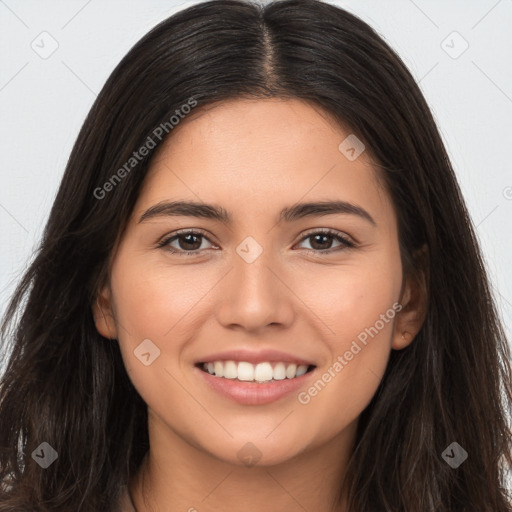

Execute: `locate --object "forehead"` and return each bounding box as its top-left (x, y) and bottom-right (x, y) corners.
top-left (134, 98), bottom-right (392, 224)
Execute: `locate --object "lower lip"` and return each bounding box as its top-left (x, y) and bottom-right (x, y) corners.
top-left (194, 365), bottom-right (316, 405)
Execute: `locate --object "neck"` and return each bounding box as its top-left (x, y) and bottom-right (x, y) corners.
top-left (130, 411), bottom-right (356, 512)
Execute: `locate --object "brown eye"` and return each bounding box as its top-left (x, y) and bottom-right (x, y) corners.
top-left (296, 229), bottom-right (355, 254)
top-left (158, 230), bottom-right (215, 255)
top-left (174, 233), bottom-right (203, 251)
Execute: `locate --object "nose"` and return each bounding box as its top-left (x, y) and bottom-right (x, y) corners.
top-left (215, 244), bottom-right (295, 333)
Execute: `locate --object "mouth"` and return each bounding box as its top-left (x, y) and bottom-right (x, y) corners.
top-left (193, 349), bottom-right (318, 405)
top-left (195, 360), bottom-right (317, 383)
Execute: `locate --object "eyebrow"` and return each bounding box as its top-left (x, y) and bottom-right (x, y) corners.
top-left (138, 200), bottom-right (376, 226)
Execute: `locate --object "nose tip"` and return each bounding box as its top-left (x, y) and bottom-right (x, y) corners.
top-left (215, 249), bottom-right (295, 331)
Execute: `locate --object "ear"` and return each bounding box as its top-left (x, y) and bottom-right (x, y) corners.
top-left (393, 244), bottom-right (429, 350)
top-left (92, 285), bottom-right (118, 340)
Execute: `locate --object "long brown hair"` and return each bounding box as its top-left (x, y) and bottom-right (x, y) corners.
top-left (1, 1), bottom-right (511, 510)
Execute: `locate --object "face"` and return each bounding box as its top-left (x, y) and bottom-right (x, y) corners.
top-left (94, 98), bottom-right (422, 467)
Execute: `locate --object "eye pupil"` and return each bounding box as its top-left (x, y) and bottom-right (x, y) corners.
top-left (180, 234), bottom-right (201, 250)
top-left (311, 234), bottom-right (332, 250)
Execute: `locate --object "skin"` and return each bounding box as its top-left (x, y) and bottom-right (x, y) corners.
top-left (93, 98), bottom-right (427, 512)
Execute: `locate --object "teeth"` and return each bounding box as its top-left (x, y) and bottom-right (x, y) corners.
top-left (201, 360), bottom-right (311, 382)
top-left (214, 361), bottom-right (224, 378)
top-left (273, 362), bottom-right (286, 380)
top-left (296, 365), bottom-right (308, 377)
top-left (223, 360), bottom-right (238, 379)
top-left (285, 363), bottom-right (297, 379)
top-left (238, 361), bottom-right (254, 381)
top-left (254, 362), bottom-right (273, 382)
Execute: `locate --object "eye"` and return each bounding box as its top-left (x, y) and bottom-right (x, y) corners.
top-left (157, 228), bottom-right (355, 257)
top-left (157, 230), bottom-right (216, 256)
top-left (295, 229), bottom-right (355, 254)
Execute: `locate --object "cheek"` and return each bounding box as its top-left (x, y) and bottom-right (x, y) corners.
top-left (111, 254), bottom-right (217, 341)
top-left (289, 247), bottom-right (402, 346)
top-left (293, 300), bottom-right (398, 450)
top-left (289, 250), bottom-right (401, 428)
top-left (108, 253), bottom-right (214, 408)
top-left (109, 251), bottom-right (228, 395)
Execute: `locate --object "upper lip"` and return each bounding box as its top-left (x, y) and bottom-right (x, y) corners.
top-left (196, 348), bottom-right (316, 367)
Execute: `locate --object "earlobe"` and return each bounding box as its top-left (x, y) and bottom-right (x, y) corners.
top-left (393, 330), bottom-right (414, 350)
top-left (92, 287), bottom-right (118, 340)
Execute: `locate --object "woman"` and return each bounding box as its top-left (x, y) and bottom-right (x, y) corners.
top-left (1, 0), bottom-right (511, 510)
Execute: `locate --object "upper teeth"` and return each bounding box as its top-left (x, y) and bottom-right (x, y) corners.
top-left (202, 361), bottom-right (310, 382)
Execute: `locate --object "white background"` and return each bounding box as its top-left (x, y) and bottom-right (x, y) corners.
top-left (0, 0), bottom-right (511, 341)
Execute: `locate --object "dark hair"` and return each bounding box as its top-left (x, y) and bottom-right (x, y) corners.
top-left (1, 0), bottom-right (511, 510)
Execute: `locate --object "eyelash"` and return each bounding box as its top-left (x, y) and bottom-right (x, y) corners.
top-left (157, 228), bottom-right (356, 257)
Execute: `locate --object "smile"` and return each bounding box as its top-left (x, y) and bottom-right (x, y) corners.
top-left (195, 360), bottom-right (317, 405)
top-left (198, 360), bottom-right (315, 383)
